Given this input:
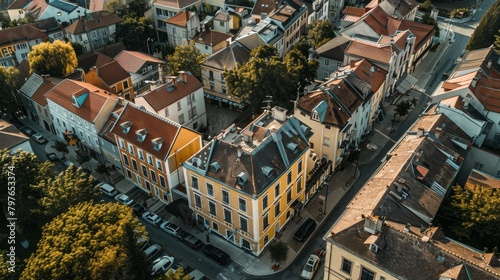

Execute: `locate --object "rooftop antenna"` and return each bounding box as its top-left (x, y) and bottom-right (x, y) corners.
top-left (262, 95), bottom-right (273, 113)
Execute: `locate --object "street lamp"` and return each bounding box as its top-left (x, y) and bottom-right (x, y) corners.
top-left (146, 38), bottom-right (153, 54)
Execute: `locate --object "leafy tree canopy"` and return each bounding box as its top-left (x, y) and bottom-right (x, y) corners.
top-left (494, 29), bottom-right (500, 51)
top-left (28, 40), bottom-right (77, 77)
top-left (467, 0), bottom-right (500, 50)
top-left (284, 48), bottom-right (318, 91)
top-left (21, 202), bottom-right (150, 280)
top-left (161, 267), bottom-right (192, 280)
top-left (307, 20), bottom-right (336, 48)
top-left (0, 149), bottom-right (55, 229)
top-left (116, 15), bottom-right (155, 52)
top-left (224, 45), bottom-right (296, 114)
top-left (35, 164), bottom-right (98, 223)
top-left (166, 41), bottom-right (208, 80)
top-left (444, 184), bottom-right (500, 244)
top-left (0, 66), bottom-right (20, 115)
top-left (268, 240), bottom-right (289, 265)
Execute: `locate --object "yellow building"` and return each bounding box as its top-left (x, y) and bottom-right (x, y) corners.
top-left (111, 102), bottom-right (202, 203)
top-left (183, 107), bottom-right (311, 255)
top-left (321, 111), bottom-right (500, 280)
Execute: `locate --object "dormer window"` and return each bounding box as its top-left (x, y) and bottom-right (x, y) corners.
top-left (152, 137), bottom-right (164, 151)
top-left (121, 121), bottom-right (132, 134)
top-left (262, 166), bottom-right (275, 178)
top-left (191, 157), bottom-right (202, 168)
top-left (209, 161), bottom-right (221, 173)
top-left (237, 172), bottom-right (248, 185)
top-left (136, 128), bottom-right (147, 142)
top-left (311, 111), bottom-right (319, 121)
top-left (71, 92), bottom-right (88, 108)
top-left (286, 142), bottom-right (299, 153)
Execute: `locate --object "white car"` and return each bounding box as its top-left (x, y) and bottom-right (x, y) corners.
top-left (159, 221), bottom-right (182, 237)
top-left (141, 211), bottom-right (162, 227)
top-left (115, 194), bottom-right (133, 206)
top-left (151, 255), bottom-right (175, 276)
top-left (31, 133), bottom-right (47, 144)
top-left (301, 254), bottom-right (320, 279)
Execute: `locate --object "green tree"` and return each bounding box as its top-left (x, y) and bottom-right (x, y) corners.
top-left (166, 41), bottom-right (208, 80)
top-left (96, 163), bottom-right (112, 183)
top-left (467, 0), bottom-right (500, 50)
top-left (28, 40), bottom-right (77, 76)
top-left (21, 202), bottom-right (151, 279)
top-left (268, 240), bottom-right (289, 266)
top-left (394, 100), bottom-right (412, 121)
top-left (106, 0), bottom-right (127, 15)
top-left (284, 48), bottom-right (318, 91)
top-left (35, 164), bottom-right (98, 222)
top-left (116, 15), bottom-right (155, 52)
top-left (71, 42), bottom-right (84, 56)
top-left (0, 66), bottom-right (20, 116)
top-left (420, 0), bottom-right (433, 12)
top-left (445, 185), bottom-right (500, 244)
top-left (422, 12), bottom-right (440, 36)
top-left (162, 267), bottom-right (192, 280)
top-left (0, 149), bottom-right (55, 229)
top-left (494, 29), bottom-right (500, 51)
top-left (51, 140), bottom-right (69, 158)
top-left (306, 20), bottom-right (336, 48)
top-left (224, 45), bottom-right (297, 114)
top-left (76, 153), bottom-right (92, 170)
top-left (8, 15), bottom-right (35, 27)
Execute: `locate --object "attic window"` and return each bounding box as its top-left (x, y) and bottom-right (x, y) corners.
top-left (166, 85), bottom-right (176, 92)
top-left (209, 161), bottom-right (221, 173)
top-left (152, 137), bottom-right (164, 151)
top-left (121, 121), bottom-right (132, 134)
top-left (191, 157), bottom-right (202, 168)
top-left (286, 142), bottom-right (299, 153)
top-left (311, 111), bottom-right (319, 121)
top-left (262, 166), bottom-right (275, 178)
top-left (136, 128), bottom-right (147, 142)
top-left (237, 172), bottom-right (248, 185)
top-left (71, 92), bottom-right (88, 108)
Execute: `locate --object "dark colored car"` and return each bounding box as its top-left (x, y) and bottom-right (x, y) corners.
top-left (294, 218), bottom-right (316, 242)
top-left (19, 126), bottom-right (35, 136)
top-left (177, 231), bottom-right (203, 249)
top-left (132, 203), bottom-right (146, 215)
top-left (202, 244), bottom-right (230, 265)
top-left (46, 153), bottom-right (59, 162)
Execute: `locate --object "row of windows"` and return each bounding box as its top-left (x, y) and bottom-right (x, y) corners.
top-left (262, 176), bottom-right (302, 230)
top-left (120, 140), bottom-right (164, 171)
top-left (193, 194), bottom-right (249, 233)
top-left (123, 154), bottom-right (167, 188)
top-left (341, 258), bottom-right (379, 280)
top-left (192, 177), bottom-right (248, 213)
top-left (125, 168), bottom-right (169, 201)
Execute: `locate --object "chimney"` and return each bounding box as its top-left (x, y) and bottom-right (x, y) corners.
top-left (435, 127), bottom-right (442, 139)
top-left (487, 59), bottom-right (492, 69)
top-left (237, 145), bottom-right (243, 158)
top-left (417, 128), bottom-right (425, 137)
top-left (463, 93), bottom-right (472, 109)
top-left (350, 60), bottom-right (355, 68)
top-left (179, 70), bottom-right (187, 82)
top-left (41, 74), bottom-right (50, 83)
top-left (158, 64), bottom-right (164, 83)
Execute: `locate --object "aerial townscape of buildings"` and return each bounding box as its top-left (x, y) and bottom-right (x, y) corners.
top-left (1, 0), bottom-right (499, 278)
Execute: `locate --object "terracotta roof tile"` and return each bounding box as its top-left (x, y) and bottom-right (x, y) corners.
top-left (7, 0), bottom-right (31, 9)
top-left (78, 52), bottom-right (114, 72)
top-left (96, 60), bottom-right (130, 86)
top-left (65, 11), bottom-right (122, 35)
top-left (44, 79), bottom-right (118, 123)
top-left (192, 30), bottom-right (232, 46)
top-left (114, 51), bottom-right (164, 73)
top-left (346, 40), bottom-right (393, 64)
top-left (111, 103), bottom-right (182, 159)
top-left (0, 24), bottom-right (48, 45)
top-left (252, 0), bottom-right (277, 15)
top-left (343, 59), bottom-right (387, 93)
top-left (153, 0), bottom-right (199, 9)
top-left (343, 6), bottom-right (366, 17)
top-left (386, 0), bottom-right (419, 18)
top-left (466, 169), bottom-right (500, 189)
top-left (165, 11), bottom-right (193, 27)
top-left (137, 73), bottom-right (202, 112)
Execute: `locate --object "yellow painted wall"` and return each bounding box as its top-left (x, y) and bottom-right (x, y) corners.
top-left (168, 128), bottom-right (202, 170)
top-left (0, 45), bottom-right (15, 58)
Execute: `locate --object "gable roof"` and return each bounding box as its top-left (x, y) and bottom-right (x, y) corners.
top-left (44, 79), bottom-right (118, 123)
top-left (203, 42), bottom-right (251, 71)
top-left (340, 59), bottom-right (388, 93)
top-left (466, 169), bottom-right (500, 189)
top-left (24, 0), bottom-right (49, 19)
top-left (384, 0), bottom-right (419, 18)
top-left (7, 0), bottom-right (31, 9)
top-left (110, 102), bottom-right (183, 160)
top-left (185, 108), bottom-right (311, 196)
top-left (316, 36), bottom-right (350, 61)
top-left (94, 60), bottom-right (130, 86)
top-left (252, 0), bottom-right (277, 16)
top-left (165, 11), bottom-right (194, 27)
top-left (193, 30), bottom-right (232, 47)
top-left (0, 120), bottom-right (29, 150)
top-left (345, 40), bottom-right (393, 64)
top-left (0, 24), bottom-right (48, 45)
top-left (65, 11), bottom-right (122, 34)
top-left (78, 52), bottom-right (114, 73)
top-left (136, 73), bottom-right (202, 112)
top-left (153, 0), bottom-right (199, 9)
top-left (114, 51), bottom-right (164, 73)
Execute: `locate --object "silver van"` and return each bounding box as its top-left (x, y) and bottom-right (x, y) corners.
top-left (187, 269), bottom-right (205, 280)
top-left (98, 182), bottom-right (117, 197)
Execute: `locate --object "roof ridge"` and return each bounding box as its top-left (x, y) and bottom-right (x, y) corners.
top-left (127, 102), bottom-right (181, 128)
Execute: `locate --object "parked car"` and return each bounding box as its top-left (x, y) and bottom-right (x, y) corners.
top-left (143, 244), bottom-right (161, 260)
top-left (141, 212), bottom-right (162, 227)
top-left (202, 244), bottom-right (230, 264)
top-left (136, 232), bottom-right (151, 251)
top-left (131, 203), bottom-right (146, 215)
top-left (19, 126), bottom-right (35, 136)
top-left (178, 231), bottom-right (203, 249)
top-left (168, 262), bottom-right (188, 275)
top-left (151, 255), bottom-right (175, 276)
top-left (46, 153), bottom-right (59, 162)
top-left (187, 269), bottom-right (205, 280)
top-left (115, 194), bottom-right (133, 206)
top-left (159, 221), bottom-right (182, 237)
top-left (98, 182), bottom-right (117, 198)
top-left (31, 133), bottom-right (47, 144)
top-left (301, 254), bottom-right (321, 279)
top-left (294, 218), bottom-right (316, 242)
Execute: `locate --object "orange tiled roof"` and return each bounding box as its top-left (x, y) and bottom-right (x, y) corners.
top-left (165, 11), bottom-right (193, 27)
top-left (346, 40), bottom-right (393, 64)
top-left (65, 11), bottom-right (122, 35)
top-left (343, 6), bottom-right (366, 17)
top-left (114, 51), bottom-right (164, 73)
top-left (344, 59), bottom-right (387, 93)
top-left (44, 79), bottom-right (118, 123)
top-left (0, 24), bottom-right (48, 45)
top-left (252, 0), bottom-right (277, 16)
top-left (193, 30), bottom-right (232, 46)
top-left (153, 0), bottom-right (199, 9)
